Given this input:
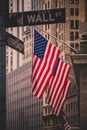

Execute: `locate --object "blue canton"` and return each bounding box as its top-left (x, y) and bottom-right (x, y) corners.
top-left (34, 30), bottom-right (48, 60)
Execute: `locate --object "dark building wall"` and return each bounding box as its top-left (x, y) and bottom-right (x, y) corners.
top-left (85, 0), bottom-right (87, 21)
top-left (71, 54), bottom-right (87, 130)
top-left (6, 61), bottom-right (43, 130)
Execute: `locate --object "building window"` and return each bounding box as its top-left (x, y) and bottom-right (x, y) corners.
top-left (11, 68), bottom-right (13, 72)
top-left (55, 0), bottom-right (58, 7)
top-left (59, 1), bottom-right (61, 7)
top-left (75, 31), bottom-right (79, 39)
top-left (61, 0), bottom-right (64, 6)
top-left (70, 0), bottom-right (74, 4)
top-left (70, 43), bottom-right (74, 51)
top-left (66, 104), bottom-right (68, 112)
top-left (10, 28), bottom-right (13, 31)
top-left (45, 3), bottom-right (47, 9)
top-left (45, 25), bottom-right (47, 30)
top-left (48, 1), bottom-right (50, 8)
top-left (6, 56), bottom-right (8, 67)
top-left (6, 68), bottom-right (8, 73)
top-left (45, 97), bottom-right (48, 104)
top-left (48, 119), bottom-right (50, 125)
top-left (75, 20), bottom-right (79, 29)
top-left (70, 20), bottom-right (74, 29)
top-left (70, 32), bottom-right (74, 41)
top-left (45, 34), bottom-right (47, 39)
top-left (10, 3), bottom-right (13, 7)
top-left (75, 43), bottom-right (79, 50)
top-left (70, 8), bottom-right (74, 16)
top-left (75, 8), bottom-right (79, 16)
top-left (48, 34), bottom-right (50, 40)
top-left (56, 31), bottom-right (58, 38)
top-left (10, 9), bottom-right (13, 13)
top-left (61, 33), bottom-right (63, 40)
top-left (45, 108), bottom-right (47, 114)
top-left (48, 24), bottom-right (49, 29)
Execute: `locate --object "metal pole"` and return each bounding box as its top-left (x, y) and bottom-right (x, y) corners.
top-left (36, 27), bottom-right (79, 54)
top-left (0, 12), bottom-right (6, 130)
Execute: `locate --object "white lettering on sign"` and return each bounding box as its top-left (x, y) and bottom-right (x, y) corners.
top-left (27, 15), bottom-right (36, 23)
top-left (36, 14), bottom-right (42, 22)
top-left (49, 13), bottom-right (55, 21)
top-left (27, 12), bottom-right (55, 23)
top-left (42, 13), bottom-right (48, 22)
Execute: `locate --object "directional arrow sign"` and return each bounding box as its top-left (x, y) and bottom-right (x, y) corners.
top-left (6, 8), bottom-right (66, 28)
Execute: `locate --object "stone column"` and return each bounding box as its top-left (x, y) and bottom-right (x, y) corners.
top-left (71, 54), bottom-right (87, 130)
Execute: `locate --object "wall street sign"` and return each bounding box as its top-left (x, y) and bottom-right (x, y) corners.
top-left (6, 8), bottom-right (66, 28)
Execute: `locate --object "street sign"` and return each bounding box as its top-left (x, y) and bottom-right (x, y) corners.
top-left (6, 32), bottom-right (24, 54)
top-left (6, 8), bottom-right (66, 28)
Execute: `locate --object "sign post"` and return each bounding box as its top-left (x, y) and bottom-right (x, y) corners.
top-left (0, 1), bottom-right (9, 130)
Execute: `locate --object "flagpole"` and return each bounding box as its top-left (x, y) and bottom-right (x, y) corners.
top-left (36, 27), bottom-right (79, 54)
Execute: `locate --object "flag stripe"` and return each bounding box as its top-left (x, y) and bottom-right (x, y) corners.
top-left (64, 123), bottom-right (71, 130)
top-left (52, 80), bottom-right (71, 116)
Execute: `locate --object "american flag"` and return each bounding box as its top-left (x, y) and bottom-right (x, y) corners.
top-left (32, 30), bottom-right (60, 98)
top-left (47, 59), bottom-right (71, 116)
top-left (61, 112), bottom-right (71, 130)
